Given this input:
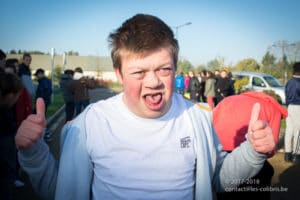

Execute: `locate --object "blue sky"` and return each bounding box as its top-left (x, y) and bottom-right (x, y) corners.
top-left (1, 0), bottom-right (299, 66)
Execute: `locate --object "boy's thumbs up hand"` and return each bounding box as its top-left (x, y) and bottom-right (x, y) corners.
top-left (247, 103), bottom-right (275, 154)
top-left (15, 98), bottom-right (47, 149)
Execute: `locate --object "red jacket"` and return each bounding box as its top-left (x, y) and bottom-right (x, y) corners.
top-left (213, 91), bottom-right (287, 155)
top-left (15, 87), bottom-right (32, 128)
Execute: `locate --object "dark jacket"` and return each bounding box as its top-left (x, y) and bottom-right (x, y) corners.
top-left (215, 77), bottom-right (232, 98)
top-left (0, 107), bottom-right (17, 173)
top-left (60, 74), bottom-right (74, 103)
top-left (188, 77), bottom-right (200, 93)
top-left (285, 75), bottom-right (300, 105)
top-left (36, 77), bottom-right (52, 106)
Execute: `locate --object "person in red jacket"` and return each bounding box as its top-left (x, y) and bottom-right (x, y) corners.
top-left (213, 91), bottom-right (287, 200)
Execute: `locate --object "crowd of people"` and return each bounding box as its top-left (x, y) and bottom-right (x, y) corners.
top-left (0, 13), bottom-right (299, 200)
top-left (175, 68), bottom-right (235, 109)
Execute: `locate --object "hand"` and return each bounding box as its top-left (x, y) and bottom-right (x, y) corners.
top-left (15, 98), bottom-right (46, 149)
top-left (247, 103), bottom-right (275, 154)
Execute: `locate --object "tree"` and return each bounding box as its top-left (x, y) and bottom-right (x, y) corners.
top-left (9, 49), bottom-right (17, 54)
top-left (206, 58), bottom-right (223, 70)
top-left (195, 64), bottom-right (206, 72)
top-left (66, 50), bottom-right (79, 56)
top-left (234, 58), bottom-right (260, 72)
top-left (177, 59), bottom-right (193, 73)
top-left (261, 51), bottom-right (276, 74)
top-left (262, 51), bottom-right (276, 67)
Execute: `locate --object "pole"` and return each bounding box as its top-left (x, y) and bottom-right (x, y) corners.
top-left (62, 52), bottom-right (66, 72)
top-left (174, 22), bottom-right (192, 39)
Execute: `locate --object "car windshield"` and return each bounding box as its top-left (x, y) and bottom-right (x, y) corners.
top-left (263, 76), bottom-right (283, 87)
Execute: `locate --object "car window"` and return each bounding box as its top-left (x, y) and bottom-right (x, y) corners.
top-left (263, 76), bottom-right (283, 87)
top-left (252, 77), bottom-right (265, 87)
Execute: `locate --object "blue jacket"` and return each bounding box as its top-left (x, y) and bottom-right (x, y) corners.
top-left (19, 94), bottom-right (266, 200)
top-left (36, 77), bottom-right (52, 106)
top-left (285, 75), bottom-right (300, 105)
top-left (175, 75), bottom-right (185, 89)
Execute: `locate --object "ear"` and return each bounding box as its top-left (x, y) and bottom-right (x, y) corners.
top-left (114, 67), bottom-right (123, 85)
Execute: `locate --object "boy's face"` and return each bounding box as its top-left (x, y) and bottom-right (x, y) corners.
top-left (23, 56), bottom-right (31, 66)
top-left (115, 48), bottom-right (175, 119)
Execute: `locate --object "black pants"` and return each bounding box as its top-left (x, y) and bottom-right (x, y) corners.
top-left (65, 102), bottom-right (75, 122)
top-left (217, 160), bottom-right (274, 200)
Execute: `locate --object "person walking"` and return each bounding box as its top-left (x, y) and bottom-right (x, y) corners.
top-left (204, 71), bottom-right (215, 110)
top-left (71, 67), bottom-right (92, 116)
top-left (60, 69), bottom-right (75, 122)
top-left (34, 68), bottom-right (52, 111)
top-left (284, 62), bottom-right (300, 163)
top-left (34, 68), bottom-right (52, 141)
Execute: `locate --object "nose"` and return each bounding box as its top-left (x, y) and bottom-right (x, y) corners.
top-left (144, 71), bottom-right (162, 89)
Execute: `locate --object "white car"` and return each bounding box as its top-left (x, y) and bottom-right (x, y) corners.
top-left (231, 71), bottom-right (286, 104)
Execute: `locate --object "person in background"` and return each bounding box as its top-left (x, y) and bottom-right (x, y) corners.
top-left (6, 58), bottom-right (19, 73)
top-left (184, 72), bottom-right (190, 93)
top-left (5, 59), bottom-right (32, 127)
top-left (213, 91), bottom-right (287, 200)
top-left (215, 69), bottom-right (232, 105)
top-left (16, 14), bottom-right (275, 200)
top-left (60, 69), bottom-right (75, 122)
top-left (284, 62), bottom-right (300, 163)
top-left (18, 53), bottom-right (35, 100)
top-left (71, 67), bottom-right (92, 116)
top-left (34, 68), bottom-right (52, 142)
top-left (204, 70), bottom-right (215, 110)
top-left (174, 72), bottom-right (185, 95)
top-left (0, 72), bottom-right (23, 200)
top-left (5, 61), bottom-right (32, 187)
top-left (187, 70), bottom-right (201, 102)
top-left (34, 68), bottom-right (52, 111)
top-left (199, 70), bottom-right (207, 102)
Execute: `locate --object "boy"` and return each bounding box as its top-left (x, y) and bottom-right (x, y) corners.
top-left (16, 14), bottom-right (274, 200)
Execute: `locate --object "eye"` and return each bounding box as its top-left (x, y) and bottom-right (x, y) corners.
top-left (131, 71), bottom-right (145, 78)
top-left (157, 67), bottom-right (172, 76)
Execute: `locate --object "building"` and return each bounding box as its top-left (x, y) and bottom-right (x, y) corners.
top-left (6, 54), bottom-right (116, 81)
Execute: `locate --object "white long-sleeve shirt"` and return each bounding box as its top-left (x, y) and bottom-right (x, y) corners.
top-left (19, 93), bottom-right (266, 200)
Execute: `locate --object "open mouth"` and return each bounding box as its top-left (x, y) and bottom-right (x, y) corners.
top-left (144, 92), bottom-right (164, 110)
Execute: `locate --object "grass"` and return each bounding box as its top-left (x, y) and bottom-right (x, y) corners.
top-left (46, 86), bottom-right (64, 118)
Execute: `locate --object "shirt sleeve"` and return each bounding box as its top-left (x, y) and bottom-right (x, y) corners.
top-left (55, 116), bottom-right (93, 200)
top-left (18, 139), bottom-right (58, 200)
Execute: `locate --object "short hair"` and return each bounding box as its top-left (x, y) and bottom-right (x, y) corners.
top-left (108, 14), bottom-right (179, 72)
top-left (74, 67), bottom-right (83, 73)
top-left (23, 53), bottom-right (31, 60)
top-left (64, 69), bottom-right (74, 76)
top-left (293, 62), bottom-right (300, 75)
top-left (5, 62), bottom-right (17, 74)
top-left (207, 70), bottom-right (214, 78)
top-left (0, 72), bottom-right (23, 97)
top-left (6, 58), bottom-right (18, 66)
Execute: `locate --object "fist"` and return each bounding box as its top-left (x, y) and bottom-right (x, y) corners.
top-left (247, 103), bottom-right (275, 154)
top-left (15, 98), bottom-right (46, 149)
